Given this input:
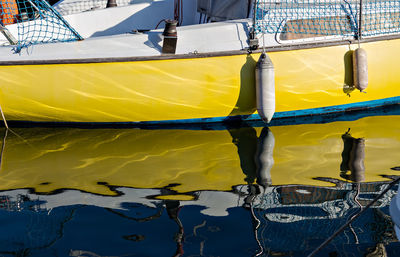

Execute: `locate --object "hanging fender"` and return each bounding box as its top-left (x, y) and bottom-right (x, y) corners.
top-left (255, 53), bottom-right (275, 123)
top-left (353, 48), bottom-right (368, 92)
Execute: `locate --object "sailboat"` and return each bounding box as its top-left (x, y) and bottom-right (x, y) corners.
top-left (0, 0), bottom-right (398, 126)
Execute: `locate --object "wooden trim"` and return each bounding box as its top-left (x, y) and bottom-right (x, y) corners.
top-left (0, 33), bottom-right (399, 66)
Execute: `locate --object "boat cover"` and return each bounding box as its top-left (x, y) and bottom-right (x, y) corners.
top-left (197, 0), bottom-right (250, 21)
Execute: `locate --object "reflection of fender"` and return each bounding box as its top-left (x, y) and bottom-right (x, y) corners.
top-left (0, 0), bottom-right (18, 25)
top-left (340, 129), bottom-right (365, 182)
top-left (255, 127), bottom-right (274, 187)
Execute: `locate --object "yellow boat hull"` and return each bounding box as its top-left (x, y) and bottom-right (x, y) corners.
top-left (0, 39), bottom-right (399, 123)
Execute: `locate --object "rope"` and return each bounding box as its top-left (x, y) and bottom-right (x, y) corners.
top-left (0, 104), bottom-right (8, 129)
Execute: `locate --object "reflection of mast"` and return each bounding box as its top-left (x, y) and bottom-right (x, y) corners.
top-left (165, 200), bottom-right (184, 257)
top-left (160, 187), bottom-right (184, 257)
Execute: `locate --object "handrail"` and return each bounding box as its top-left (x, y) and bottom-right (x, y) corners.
top-left (0, 22), bottom-right (17, 45)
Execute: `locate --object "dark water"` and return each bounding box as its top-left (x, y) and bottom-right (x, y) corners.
top-left (0, 112), bottom-right (400, 256)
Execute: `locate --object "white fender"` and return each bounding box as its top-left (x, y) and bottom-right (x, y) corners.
top-left (353, 48), bottom-right (368, 92)
top-left (255, 53), bottom-right (275, 123)
top-left (255, 127), bottom-right (274, 187)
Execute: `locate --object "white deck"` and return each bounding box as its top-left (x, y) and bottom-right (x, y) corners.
top-left (0, 0), bottom-right (352, 62)
top-left (0, 0), bottom-right (266, 61)
top-left (0, 18), bottom-right (259, 61)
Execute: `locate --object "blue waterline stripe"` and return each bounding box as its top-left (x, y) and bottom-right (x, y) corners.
top-left (266, 96), bottom-right (400, 120)
top-left (132, 96), bottom-right (400, 125)
top-left (7, 96), bottom-right (400, 129)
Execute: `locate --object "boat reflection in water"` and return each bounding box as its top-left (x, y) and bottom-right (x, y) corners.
top-left (0, 115), bottom-right (399, 256)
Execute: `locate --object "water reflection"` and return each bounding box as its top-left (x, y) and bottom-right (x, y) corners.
top-left (228, 126), bottom-right (274, 188)
top-left (340, 129), bottom-right (365, 183)
top-left (0, 115), bottom-right (398, 256)
top-left (0, 179), bottom-right (398, 256)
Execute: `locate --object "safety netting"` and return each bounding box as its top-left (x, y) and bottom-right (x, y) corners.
top-left (0, 0), bottom-right (82, 52)
top-left (254, 0), bottom-right (400, 40)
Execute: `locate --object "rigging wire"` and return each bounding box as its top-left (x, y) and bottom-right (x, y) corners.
top-left (174, 0), bottom-right (183, 26)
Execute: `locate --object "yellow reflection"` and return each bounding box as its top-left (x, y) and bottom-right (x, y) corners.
top-left (270, 115), bottom-right (400, 186)
top-left (155, 195), bottom-right (196, 201)
top-left (0, 115), bottom-right (398, 195)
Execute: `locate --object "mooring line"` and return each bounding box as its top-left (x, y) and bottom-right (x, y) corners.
top-left (0, 129), bottom-right (7, 170)
top-left (0, 104), bottom-right (8, 129)
top-left (0, 103), bottom-right (32, 148)
top-left (307, 177), bottom-right (400, 257)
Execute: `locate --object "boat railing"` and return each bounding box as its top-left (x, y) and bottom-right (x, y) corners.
top-left (53, 0), bottom-right (146, 16)
top-left (255, 0), bottom-right (400, 43)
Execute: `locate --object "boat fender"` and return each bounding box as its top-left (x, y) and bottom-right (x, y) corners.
top-left (255, 127), bottom-right (274, 188)
top-left (255, 53), bottom-right (275, 123)
top-left (353, 48), bottom-right (368, 92)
